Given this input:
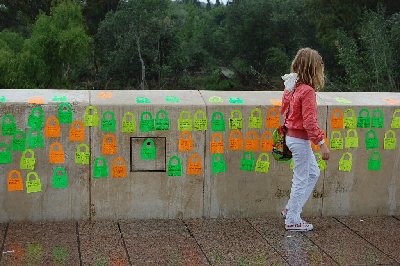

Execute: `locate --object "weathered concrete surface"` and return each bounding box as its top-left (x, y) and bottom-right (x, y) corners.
top-left (120, 219), bottom-right (208, 264)
top-left (1, 89), bottom-right (400, 221)
top-left (200, 90), bottom-right (328, 218)
top-left (306, 217), bottom-right (395, 265)
top-left (0, 90), bottom-right (89, 222)
top-left (1, 222), bottom-right (79, 265)
top-left (185, 218), bottom-right (288, 265)
top-left (248, 218), bottom-right (336, 265)
top-left (89, 90), bottom-right (206, 219)
top-left (336, 216), bottom-right (400, 263)
top-left (321, 92), bottom-right (400, 216)
top-left (78, 221), bottom-right (128, 265)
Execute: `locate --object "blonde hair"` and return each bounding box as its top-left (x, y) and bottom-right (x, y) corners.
top-left (291, 48), bottom-right (325, 91)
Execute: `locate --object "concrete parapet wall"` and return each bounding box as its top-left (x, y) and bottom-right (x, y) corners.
top-left (0, 90), bottom-right (399, 221)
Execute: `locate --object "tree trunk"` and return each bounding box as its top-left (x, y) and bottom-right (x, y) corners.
top-left (136, 36), bottom-right (146, 90)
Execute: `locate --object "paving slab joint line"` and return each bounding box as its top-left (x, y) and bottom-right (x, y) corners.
top-left (117, 222), bottom-right (132, 266)
top-left (75, 222), bottom-right (83, 266)
top-left (0, 223), bottom-right (9, 263)
top-left (181, 220), bottom-right (212, 265)
top-left (244, 218), bottom-right (291, 265)
top-left (392, 216), bottom-right (400, 222)
top-left (333, 217), bottom-right (400, 264)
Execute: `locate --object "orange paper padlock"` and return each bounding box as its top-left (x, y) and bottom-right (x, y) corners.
top-left (245, 131), bottom-right (259, 151)
top-left (49, 142), bottom-right (65, 164)
top-left (28, 96), bottom-right (45, 104)
top-left (265, 107), bottom-right (280, 129)
top-left (229, 130), bottom-right (243, 151)
top-left (8, 170), bottom-right (24, 191)
top-left (210, 132), bottom-right (224, 154)
top-left (331, 109), bottom-right (344, 129)
top-left (178, 131), bottom-right (194, 152)
top-left (187, 153), bottom-right (202, 175)
top-left (69, 120), bottom-right (85, 142)
top-left (260, 131), bottom-right (273, 152)
top-left (312, 131), bottom-right (328, 151)
top-left (112, 157), bottom-right (127, 178)
top-left (102, 133), bottom-right (117, 155)
top-left (45, 116), bottom-right (61, 138)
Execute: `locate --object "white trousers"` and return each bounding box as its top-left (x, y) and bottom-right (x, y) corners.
top-left (285, 136), bottom-right (320, 224)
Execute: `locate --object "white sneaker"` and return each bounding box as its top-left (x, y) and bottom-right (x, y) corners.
top-left (285, 221), bottom-right (314, 232)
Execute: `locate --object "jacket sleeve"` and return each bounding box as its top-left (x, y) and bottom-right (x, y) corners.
top-left (301, 88), bottom-right (324, 145)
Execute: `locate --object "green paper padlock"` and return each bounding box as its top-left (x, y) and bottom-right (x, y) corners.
top-left (101, 111), bottom-right (116, 132)
top-left (20, 149), bottom-right (36, 170)
top-left (122, 112), bottom-right (136, 133)
top-left (27, 129), bottom-right (44, 149)
top-left (12, 130), bottom-right (26, 151)
top-left (28, 107), bottom-right (45, 129)
top-left (255, 153), bottom-right (270, 174)
top-left (229, 110), bottom-right (243, 130)
top-left (165, 96), bottom-right (180, 103)
top-left (168, 156), bottom-right (182, 176)
top-left (211, 112), bottom-right (225, 132)
top-left (384, 130), bottom-right (397, 150)
top-left (93, 157), bottom-right (108, 178)
top-left (212, 153), bottom-right (226, 175)
top-left (229, 97), bottom-right (244, 104)
top-left (330, 130), bottom-right (344, 150)
top-left (141, 139), bottom-right (156, 160)
top-left (240, 151), bottom-right (255, 171)
top-left (26, 172), bottom-right (42, 193)
top-left (155, 110), bottom-right (170, 131)
top-left (339, 152), bottom-right (352, 172)
top-left (391, 109), bottom-right (400, 128)
top-left (315, 153), bottom-right (327, 170)
top-left (365, 130), bottom-right (379, 150)
top-left (136, 97), bottom-right (151, 104)
top-left (52, 95), bottom-right (67, 102)
top-left (249, 108), bottom-right (262, 129)
top-left (0, 96), bottom-right (7, 102)
top-left (193, 110), bottom-right (208, 131)
top-left (178, 111), bottom-right (192, 131)
top-left (357, 108), bottom-right (370, 128)
top-left (2, 114), bottom-right (16, 136)
top-left (371, 108), bottom-right (384, 128)
top-left (140, 112), bottom-right (155, 132)
top-left (75, 144), bottom-right (90, 165)
top-left (84, 106), bottom-right (99, 127)
top-left (58, 102), bottom-right (73, 124)
top-left (344, 108), bottom-right (357, 129)
top-left (52, 167), bottom-right (68, 189)
top-left (290, 159), bottom-right (294, 170)
top-left (345, 129), bottom-right (359, 148)
top-left (208, 96), bottom-right (224, 103)
top-left (368, 151), bottom-right (381, 171)
top-left (0, 142), bottom-right (12, 164)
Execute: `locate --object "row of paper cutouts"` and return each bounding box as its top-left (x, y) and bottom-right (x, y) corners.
top-left (3, 106), bottom-right (400, 136)
top-left (6, 149), bottom-right (382, 193)
top-left (0, 127), bottom-right (397, 166)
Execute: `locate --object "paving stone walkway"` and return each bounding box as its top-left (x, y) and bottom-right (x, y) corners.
top-left (0, 217), bottom-right (399, 265)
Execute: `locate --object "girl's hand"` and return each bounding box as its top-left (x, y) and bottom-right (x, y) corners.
top-left (320, 143), bottom-right (330, 160)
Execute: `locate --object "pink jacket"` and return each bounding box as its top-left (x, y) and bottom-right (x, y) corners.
top-left (280, 83), bottom-right (325, 145)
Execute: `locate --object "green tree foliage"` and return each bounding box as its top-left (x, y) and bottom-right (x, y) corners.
top-left (96, 0), bottom-right (172, 89)
top-left (0, 0), bottom-right (52, 33)
top-left (336, 10), bottom-right (399, 91)
top-left (0, 0), bottom-right (92, 88)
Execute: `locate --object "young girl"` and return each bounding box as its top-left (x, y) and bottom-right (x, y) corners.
top-left (280, 48), bottom-right (330, 231)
